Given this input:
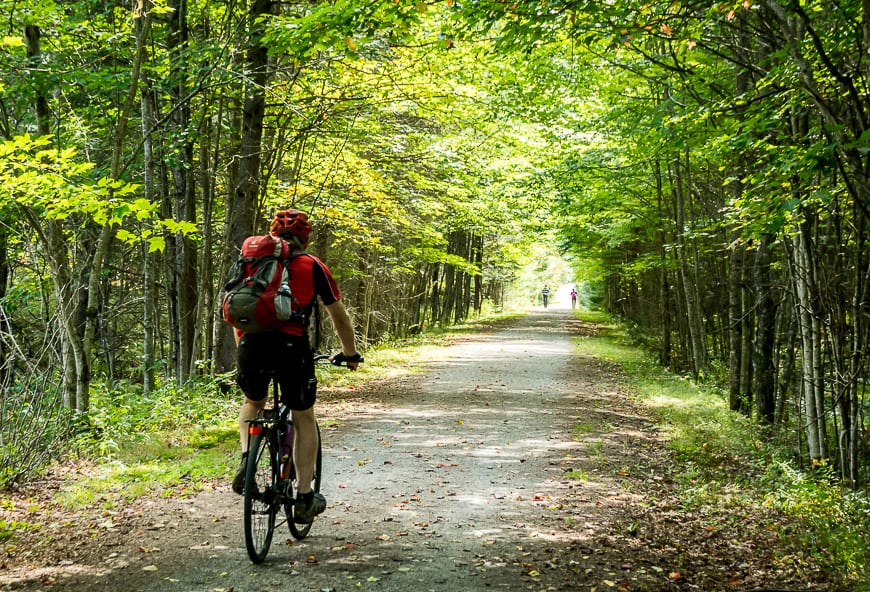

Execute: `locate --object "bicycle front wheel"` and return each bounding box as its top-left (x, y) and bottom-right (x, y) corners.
top-left (244, 430), bottom-right (278, 563)
top-left (287, 422), bottom-right (322, 540)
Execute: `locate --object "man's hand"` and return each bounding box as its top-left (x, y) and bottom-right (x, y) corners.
top-left (331, 352), bottom-right (363, 370)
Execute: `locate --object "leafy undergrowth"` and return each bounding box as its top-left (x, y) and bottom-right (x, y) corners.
top-left (573, 311), bottom-right (869, 591)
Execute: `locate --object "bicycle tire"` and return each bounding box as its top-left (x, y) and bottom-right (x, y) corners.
top-left (243, 430), bottom-right (278, 563)
top-left (287, 422), bottom-right (322, 540)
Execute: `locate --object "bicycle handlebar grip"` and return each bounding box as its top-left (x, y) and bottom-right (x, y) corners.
top-left (330, 352), bottom-right (363, 366)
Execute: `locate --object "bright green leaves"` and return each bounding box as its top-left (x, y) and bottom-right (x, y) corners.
top-left (1, 135), bottom-right (97, 215)
top-left (0, 134), bottom-right (195, 252)
top-left (261, 0), bottom-right (424, 60)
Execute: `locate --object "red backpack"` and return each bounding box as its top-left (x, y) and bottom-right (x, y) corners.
top-left (221, 234), bottom-right (301, 333)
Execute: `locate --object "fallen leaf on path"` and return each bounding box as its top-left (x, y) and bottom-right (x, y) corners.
top-left (188, 542), bottom-right (210, 550)
top-left (142, 565), bottom-right (158, 572)
top-left (138, 546), bottom-right (160, 553)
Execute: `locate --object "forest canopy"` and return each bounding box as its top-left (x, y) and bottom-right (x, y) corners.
top-left (2, 0), bottom-right (870, 492)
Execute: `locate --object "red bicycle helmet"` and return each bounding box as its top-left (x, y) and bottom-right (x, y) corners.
top-left (269, 209), bottom-right (312, 240)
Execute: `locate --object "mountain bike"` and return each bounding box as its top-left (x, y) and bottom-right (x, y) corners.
top-left (243, 353), bottom-right (358, 563)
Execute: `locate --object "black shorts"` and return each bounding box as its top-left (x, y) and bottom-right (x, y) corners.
top-left (236, 332), bottom-right (316, 410)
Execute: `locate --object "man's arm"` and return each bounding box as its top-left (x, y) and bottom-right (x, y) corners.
top-left (324, 300), bottom-right (360, 370)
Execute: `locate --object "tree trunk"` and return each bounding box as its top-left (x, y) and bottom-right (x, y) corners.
top-left (197, 106), bottom-right (217, 375)
top-left (25, 24), bottom-right (90, 409)
top-left (728, 236), bottom-right (744, 411)
top-left (217, 0), bottom-right (274, 371)
top-left (137, 1), bottom-right (157, 394)
top-left (791, 216), bottom-right (827, 462)
top-left (655, 160), bottom-right (671, 367)
top-left (0, 228), bottom-right (7, 384)
top-left (752, 234), bottom-right (776, 423)
top-left (776, 307), bottom-right (796, 425)
top-left (673, 154), bottom-right (708, 375)
top-left (228, 0), bottom-right (274, 250)
top-left (168, 0), bottom-right (198, 382)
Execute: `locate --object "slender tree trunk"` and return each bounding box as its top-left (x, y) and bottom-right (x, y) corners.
top-left (791, 216), bottom-right (826, 462)
top-left (75, 0), bottom-right (149, 410)
top-left (429, 264), bottom-right (441, 325)
top-left (473, 235), bottom-right (483, 315)
top-left (839, 210), bottom-right (867, 486)
top-left (753, 234), bottom-right (776, 423)
top-left (25, 23), bottom-right (89, 409)
top-left (728, 235), bottom-right (744, 411)
top-left (228, 0), bottom-right (274, 250)
top-left (673, 155), bottom-right (708, 375)
top-left (137, 1), bottom-right (157, 394)
top-left (0, 228), bottom-right (7, 384)
top-left (197, 108), bottom-right (216, 375)
top-left (654, 160), bottom-right (671, 366)
top-left (776, 303), bottom-right (797, 424)
top-left (738, 240), bottom-right (754, 413)
top-left (167, 0), bottom-right (198, 382)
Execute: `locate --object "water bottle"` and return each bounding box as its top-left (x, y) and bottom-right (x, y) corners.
top-left (276, 281), bottom-right (292, 321)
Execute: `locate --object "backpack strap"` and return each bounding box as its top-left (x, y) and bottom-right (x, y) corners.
top-left (278, 250), bottom-right (315, 327)
top-left (267, 233), bottom-right (284, 257)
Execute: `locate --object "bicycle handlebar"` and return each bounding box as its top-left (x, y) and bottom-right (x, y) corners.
top-left (314, 352), bottom-right (364, 366)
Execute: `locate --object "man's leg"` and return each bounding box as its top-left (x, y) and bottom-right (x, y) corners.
top-left (291, 405), bottom-right (326, 523)
top-left (232, 396), bottom-right (266, 494)
top-left (238, 396), bottom-right (266, 453)
top-left (291, 406), bottom-right (318, 493)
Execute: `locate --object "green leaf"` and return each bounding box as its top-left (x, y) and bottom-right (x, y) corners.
top-left (148, 237), bottom-right (166, 253)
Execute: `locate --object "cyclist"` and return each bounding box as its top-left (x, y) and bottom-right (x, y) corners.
top-left (570, 287), bottom-right (578, 309)
top-left (231, 209), bottom-right (362, 524)
top-left (541, 285), bottom-right (550, 308)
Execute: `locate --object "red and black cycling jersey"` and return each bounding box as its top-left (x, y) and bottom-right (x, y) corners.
top-left (235, 250), bottom-right (341, 338)
top-left (281, 252), bottom-right (340, 337)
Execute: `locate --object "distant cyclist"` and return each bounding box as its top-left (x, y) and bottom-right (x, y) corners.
top-left (232, 209), bottom-right (362, 524)
top-left (541, 285), bottom-right (550, 308)
top-left (570, 288), bottom-right (578, 309)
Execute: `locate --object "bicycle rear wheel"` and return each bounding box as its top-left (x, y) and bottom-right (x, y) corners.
top-left (244, 430), bottom-right (278, 563)
top-left (287, 422), bottom-right (322, 540)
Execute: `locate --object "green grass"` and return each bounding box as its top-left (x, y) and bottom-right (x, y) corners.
top-left (572, 310), bottom-right (870, 589)
top-left (563, 468), bottom-right (588, 481)
top-left (572, 421), bottom-right (596, 437)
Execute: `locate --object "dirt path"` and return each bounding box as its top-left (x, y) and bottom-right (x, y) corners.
top-left (1, 311), bottom-right (836, 591)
